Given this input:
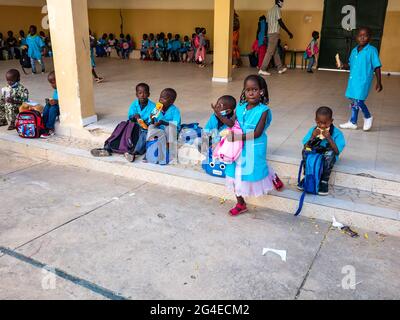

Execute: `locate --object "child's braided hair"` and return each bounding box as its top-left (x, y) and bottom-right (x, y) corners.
top-left (240, 74), bottom-right (270, 105)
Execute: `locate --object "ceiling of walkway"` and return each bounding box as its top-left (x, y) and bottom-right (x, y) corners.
top-left (0, 0), bottom-right (330, 11)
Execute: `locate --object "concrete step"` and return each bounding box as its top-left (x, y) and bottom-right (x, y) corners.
top-left (1, 130), bottom-right (399, 237)
top-left (71, 123), bottom-right (400, 198)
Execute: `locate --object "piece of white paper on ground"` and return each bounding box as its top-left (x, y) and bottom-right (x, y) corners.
top-left (262, 248), bottom-right (287, 262)
top-left (332, 216), bottom-right (344, 230)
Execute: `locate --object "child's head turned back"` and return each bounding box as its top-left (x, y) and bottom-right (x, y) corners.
top-left (6, 69), bottom-right (20, 86)
top-left (312, 31), bottom-right (320, 40)
top-left (48, 71), bottom-right (57, 89)
top-left (159, 88), bottom-right (177, 108)
top-left (315, 106), bottom-right (333, 129)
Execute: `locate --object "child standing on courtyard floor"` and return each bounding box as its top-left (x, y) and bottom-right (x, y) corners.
top-left (304, 31), bottom-right (319, 73)
top-left (224, 75), bottom-right (274, 216)
top-left (300, 107), bottom-right (346, 195)
top-left (89, 31), bottom-right (104, 83)
top-left (124, 83), bottom-right (156, 163)
top-left (339, 27), bottom-right (383, 132)
top-left (0, 69), bottom-right (29, 130)
top-left (26, 25), bottom-right (46, 74)
top-left (40, 71), bottom-right (60, 138)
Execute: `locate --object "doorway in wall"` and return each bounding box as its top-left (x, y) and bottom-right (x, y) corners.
top-left (318, 0), bottom-right (388, 70)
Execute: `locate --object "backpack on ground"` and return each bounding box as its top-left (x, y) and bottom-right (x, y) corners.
top-left (294, 151), bottom-right (324, 216)
top-left (15, 110), bottom-right (45, 139)
top-left (20, 49), bottom-right (32, 75)
top-left (146, 139), bottom-right (170, 165)
top-left (104, 121), bottom-right (140, 154)
top-left (179, 123), bottom-right (202, 145)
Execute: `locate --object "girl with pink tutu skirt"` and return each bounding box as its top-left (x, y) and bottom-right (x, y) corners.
top-left (225, 75), bottom-right (276, 216)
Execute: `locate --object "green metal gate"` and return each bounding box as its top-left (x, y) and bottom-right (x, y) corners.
top-left (318, 0), bottom-right (388, 70)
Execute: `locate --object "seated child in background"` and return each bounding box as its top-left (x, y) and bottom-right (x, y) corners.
top-left (125, 83), bottom-right (156, 162)
top-left (155, 33), bottom-right (165, 61)
top-left (171, 34), bottom-right (182, 62)
top-left (180, 36), bottom-right (191, 63)
top-left (40, 71), bottom-right (60, 138)
top-left (148, 33), bottom-right (156, 60)
top-left (165, 33), bottom-right (173, 62)
top-left (146, 88), bottom-right (181, 164)
top-left (204, 95), bottom-right (236, 147)
top-left (140, 34), bottom-right (149, 60)
top-left (0, 69), bottom-right (29, 130)
top-left (300, 106), bottom-right (346, 196)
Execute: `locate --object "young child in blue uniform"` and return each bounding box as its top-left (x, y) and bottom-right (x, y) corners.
top-left (140, 34), bottom-right (149, 60)
top-left (301, 107), bottom-right (346, 195)
top-left (146, 88), bottom-right (181, 164)
top-left (204, 95), bottom-right (236, 147)
top-left (41, 71), bottom-right (60, 138)
top-left (225, 75), bottom-right (274, 216)
top-left (339, 27), bottom-right (383, 132)
top-left (26, 25), bottom-right (45, 74)
top-left (171, 34), bottom-right (182, 62)
top-left (124, 83), bottom-right (156, 163)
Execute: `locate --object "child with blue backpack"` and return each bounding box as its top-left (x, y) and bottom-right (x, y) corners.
top-left (146, 88), bottom-right (181, 164)
top-left (299, 106), bottom-right (346, 196)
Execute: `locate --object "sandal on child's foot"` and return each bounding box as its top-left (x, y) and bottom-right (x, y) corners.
top-left (229, 203), bottom-right (248, 216)
top-left (91, 148), bottom-right (111, 157)
top-left (7, 124), bottom-right (16, 131)
top-left (124, 152), bottom-right (136, 163)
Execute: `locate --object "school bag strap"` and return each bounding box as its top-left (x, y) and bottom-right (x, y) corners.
top-left (295, 191), bottom-right (306, 217)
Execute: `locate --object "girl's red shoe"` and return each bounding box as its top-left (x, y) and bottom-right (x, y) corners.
top-left (273, 174), bottom-right (284, 191)
top-left (229, 203), bottom-right (248, 216)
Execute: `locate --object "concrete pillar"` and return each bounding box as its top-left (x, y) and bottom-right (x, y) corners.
top-left (47, 0), bottom-right (97, 128)
top-left (212, 0), bottom-right (234, 83)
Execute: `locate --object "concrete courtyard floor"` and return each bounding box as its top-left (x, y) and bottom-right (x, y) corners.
top-left (1, 150), bottom-right (400, 300)
top-left (0, 58), bottom-right (399, 179)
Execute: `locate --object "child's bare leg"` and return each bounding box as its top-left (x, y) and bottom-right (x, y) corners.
top-left (92, 68), bottom-right (98, 79)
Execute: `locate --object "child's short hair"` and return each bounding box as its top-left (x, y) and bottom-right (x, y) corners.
top-left (48, 71), bottom-right (56, 80)
top-left (136, 83), bottom-right (150, 93)
top-left (29, 25), bottom-right (37, 33)
top-left (358, 26), bottom-right (372, 37)
top-left (218, 95), bottom-right (237, 109)
top-left (316, 106), bottom-right (333, 119)
top-left (312, 31), bottom-right (319, 38)
top-left (7, 69), bottom-right (20, 80)
top-left (162, 88), bottom-right (177, 102)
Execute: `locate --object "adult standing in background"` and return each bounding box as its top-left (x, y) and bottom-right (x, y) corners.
top-left (232, 11), bottom-right (242, 68)
top-left (259, 0), bottom-right (293, 76)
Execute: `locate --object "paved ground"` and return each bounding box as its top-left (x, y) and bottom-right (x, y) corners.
top-left (0, 150), bottom-right (399, 300)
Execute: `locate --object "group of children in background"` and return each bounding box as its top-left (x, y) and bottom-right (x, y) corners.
top-left (140, 28), bottom-right (208, 66)
top-left (93, 33), bottom-right (134, 59)
top-left (0, 26), bottom-right (383, 216)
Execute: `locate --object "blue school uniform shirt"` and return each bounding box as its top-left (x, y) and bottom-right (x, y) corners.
top-left (345, 44), bottom-right (381, 101)
top-left (225, 102), bottom-right (272, 182)
top-left (171, 40), bottom-right (182, 51)
top-left (26, 34), bottom-right (45, 60)
top-left (302, 125), bottom-right (346, 161)
top-left (52, 89), bottom-right (58, 100)
top-left (127, 99), bottom-right (156, 124)
top-left (141, 40), bottom-right (149, 49)
top-left (151, 104), bottom-right (181, 131)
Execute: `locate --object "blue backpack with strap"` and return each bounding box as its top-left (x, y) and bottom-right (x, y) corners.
top-left (294, 151), bottom-right (325, 216)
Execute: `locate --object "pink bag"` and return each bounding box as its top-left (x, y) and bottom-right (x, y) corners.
top-left (213, 121), bottom-right (243, 164)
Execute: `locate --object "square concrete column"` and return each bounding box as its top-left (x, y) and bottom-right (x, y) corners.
top-left (212, 0), bottom-right (234, 83)
top-left (47, 0), bottom-right (97, 128)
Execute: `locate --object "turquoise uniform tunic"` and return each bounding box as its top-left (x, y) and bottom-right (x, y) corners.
top-left (302, 125), bottom-right (346, 161)
top-left (345, 44), bottom-right (381, 101)
top-left (151, 104), bottom-right (181, 132)
top-left (127, 99), bottom-right (156, 123)
top-left (225, 102), bottom-right (272, 182)
top-left (26, 34), bottom-right (45, 60)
